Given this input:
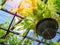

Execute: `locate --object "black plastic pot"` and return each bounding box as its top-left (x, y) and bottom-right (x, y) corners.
top-left (36, 18), bottom-right (58, 39)
top-left (41, 0), bottom-right (48, 4)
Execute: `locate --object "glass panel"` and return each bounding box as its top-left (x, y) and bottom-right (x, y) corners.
top-left (0, 10), bottom-right (14, 29)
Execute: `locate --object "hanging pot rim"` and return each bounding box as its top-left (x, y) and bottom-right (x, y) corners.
top-left (36, 18), bottom-right (59, 31)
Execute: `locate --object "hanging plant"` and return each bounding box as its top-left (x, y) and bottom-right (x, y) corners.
top-left (11, 0), bottom-right (60, 40)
